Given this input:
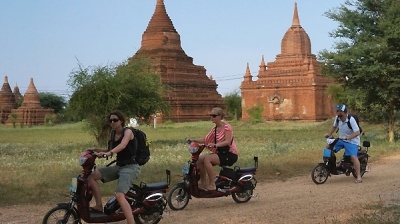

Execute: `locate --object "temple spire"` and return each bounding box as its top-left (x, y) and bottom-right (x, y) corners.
top-left (292, 2), bottom-right (301, 27)
top-left (139, 0), bottom-right (184, 52)
top-left (145, 0), bottom-right (176, 33)
top-left (13, 82), bottom-right (23, 101)
top-left (21, 78), bottom-right (41, 108)
top-left (244, 63), bottom-right (252, 82)
top-left (259, 55), bottom-right (267, 72)
top-left (1, 76), bottom-right (12, 93)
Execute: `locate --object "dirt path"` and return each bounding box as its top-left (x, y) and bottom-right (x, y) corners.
top-left (1, 154), bottom-right (400, 224)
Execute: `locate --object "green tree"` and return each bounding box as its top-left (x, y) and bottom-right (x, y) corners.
top-left (39, 92), bottom-right (67, 114)
top-left (247, 104), bottom-right (264, 124)
top-left (223, 90), bottom-right (242, 120)
top-left (10, 113), bottom-right (18, 128)
top-left (320, 0), bottom-right (400, 142)
top-left (15, 98), bottom-right (23, 108)
top-left (68, 60), bottom-right (168, 144)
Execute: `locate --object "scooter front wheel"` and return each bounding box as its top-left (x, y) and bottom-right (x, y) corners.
top-left (167, 185), bottom-right (189, 210)
top-left (42, 204), bottom-right (79, 224)
top-left (311, 164), bottom-right (329, 184)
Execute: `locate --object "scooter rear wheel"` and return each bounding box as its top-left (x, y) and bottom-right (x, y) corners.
top-left (134, 212), bottom-right (162, 224)
top-left (232, 188), bottom-right (253, 203)
top-left (42, 204), bottom-right (79, 224)
top-left (167, 185), bottom-right (189, 210)
top-left (311, 164), bottom-right (329, 184)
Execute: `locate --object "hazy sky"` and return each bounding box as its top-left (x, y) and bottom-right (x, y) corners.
top-left (0, 0), bottom-right (346, 98)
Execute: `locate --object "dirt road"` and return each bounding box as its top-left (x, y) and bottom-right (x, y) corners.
top-left (1, 154), bottom-right (399, 224)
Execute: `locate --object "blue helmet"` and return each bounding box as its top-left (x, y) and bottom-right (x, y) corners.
top-left (335, 104), bottom-right (348, 113)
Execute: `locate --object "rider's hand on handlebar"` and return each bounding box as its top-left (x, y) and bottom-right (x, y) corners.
top-left (95, 152), bottom-right (108, 158)
top-left (324, 134), bottom-right (330, 138)
top-left (207, 143), bottom-right (216, 148)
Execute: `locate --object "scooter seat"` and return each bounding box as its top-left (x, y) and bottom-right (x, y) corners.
top-left (143, 182), bottom-right (169, 191)
top-left (236, 167), bottom-right (256, 173)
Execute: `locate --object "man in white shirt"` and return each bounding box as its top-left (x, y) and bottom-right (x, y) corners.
top-left (326, 104), bottom-right (362, 183)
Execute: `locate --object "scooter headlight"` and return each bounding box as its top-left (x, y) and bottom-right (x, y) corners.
top-left (326, 138), bottom-right (335, 145)
top-left (188, 142), bottom-right (200, 154)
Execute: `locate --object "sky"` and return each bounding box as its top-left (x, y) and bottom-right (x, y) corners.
top-left (0, 0), bottom-right (347, 98)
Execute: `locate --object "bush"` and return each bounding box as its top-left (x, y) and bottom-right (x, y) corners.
top-left (44, 114), bottom-right (57, 126)
top-left (247, 104), bottom-right (264, 124)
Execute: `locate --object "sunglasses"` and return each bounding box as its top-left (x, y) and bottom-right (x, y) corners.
top-left (109, 118), bottom-right (120, 123)
top-left (210, 114), bottom-right (219, 118)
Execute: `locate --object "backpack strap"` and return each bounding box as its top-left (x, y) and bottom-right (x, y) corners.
top-left (214, 125), bottom-right (217, 144)
top-left (335, 116), bottom-right (339, 133)
top-left (347, 114), bottom-right (353, 130)
top-left (336, 115), bottom-right (353, 132)
top-left (127, 127), bottom-right (139, 160)
top-left (108, 130), bottom-right (116, 151)
top-left (214, 124), bottom-right (234, 145)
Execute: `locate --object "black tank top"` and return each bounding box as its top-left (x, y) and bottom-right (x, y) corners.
top-left (110, 128), bottom-right (136, 162)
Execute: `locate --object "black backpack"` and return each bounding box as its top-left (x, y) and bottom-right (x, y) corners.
top-left (109, 127), bottom-right (150, 166)
top-left (128, 127), bottom-right (150, 166)
top-left (336, 114), bottom-right (363, 134)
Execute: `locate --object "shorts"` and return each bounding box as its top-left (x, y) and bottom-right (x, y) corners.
top-left (334, 139), bottom-right (358, 156)
top-left (218, 152), bottom-right (238, 167)
top-left (98, 164), bottom-right (141, 193)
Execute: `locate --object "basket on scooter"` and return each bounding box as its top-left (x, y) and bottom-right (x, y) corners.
top-left (323, 148), bottom-right (332, 158)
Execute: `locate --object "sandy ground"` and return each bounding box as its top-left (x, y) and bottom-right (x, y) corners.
top-left (1, 153), bottom-right (399, 224)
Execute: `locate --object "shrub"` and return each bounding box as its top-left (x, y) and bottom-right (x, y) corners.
top-left (247, 104), bottom-right (264, 124)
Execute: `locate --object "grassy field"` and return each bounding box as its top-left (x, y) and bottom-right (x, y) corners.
top-left (0, 119), bottom-right (398, 207)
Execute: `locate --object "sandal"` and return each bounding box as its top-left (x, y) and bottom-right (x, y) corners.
top-left (198, 184), bottom-right (209, 191)
top-left (205, 185), bottom-right (216, 191)
top-left (355, 179), bottom-right (363, 184)
top-left (89, 207), bottom-right (103, 213)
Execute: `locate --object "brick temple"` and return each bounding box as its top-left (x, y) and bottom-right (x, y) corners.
top-left (0, 76), bottom-right (17, 122)
top-left (0, 76), bottom-right (54, 126)
top-left (241, 3), bottom-right (334, 121)
top-left (129, 0), bottom-right (225, 122)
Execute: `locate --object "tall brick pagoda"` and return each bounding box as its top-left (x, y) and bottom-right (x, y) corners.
top-left (241, 3), bottom-right (334, 121)
top-left (129, 0), bottom-right (224, 122)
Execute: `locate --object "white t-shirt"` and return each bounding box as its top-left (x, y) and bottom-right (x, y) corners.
top-left (333, 115), bottom-right (360, 145)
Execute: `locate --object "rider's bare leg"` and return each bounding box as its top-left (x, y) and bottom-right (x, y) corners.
top-left (203, 154), bottom-right (219, 190)
top-left (115, 192), bottom-right (134, 224)
top-left (88, 170), bottom-right (103, 210)
top-left (351, 155), bottom-right (362, 182)
top-left (196, 155), bottom-right (207, 188)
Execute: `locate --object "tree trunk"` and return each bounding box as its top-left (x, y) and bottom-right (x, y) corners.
top-left (388, 103), bottom-right (395, 142)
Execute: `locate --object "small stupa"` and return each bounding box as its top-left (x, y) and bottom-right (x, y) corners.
top-left (6, 78), bottom-right (54, 126)
top-left (0, 76), bottom-right (17, 123)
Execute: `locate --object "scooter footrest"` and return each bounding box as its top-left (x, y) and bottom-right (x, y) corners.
top-left (143, 182), bottom-right (169, 191)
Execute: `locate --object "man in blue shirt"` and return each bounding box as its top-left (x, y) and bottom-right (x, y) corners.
top-left (326, 104), bottom-right (362, 183)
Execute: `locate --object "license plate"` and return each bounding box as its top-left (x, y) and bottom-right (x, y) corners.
top-left (69, 177), bottom-right (77, 193)
top-left (182, 165), bottom-right (189, 174)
